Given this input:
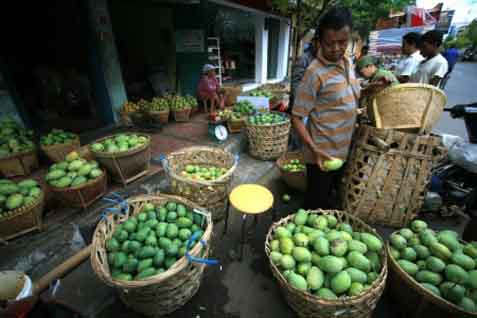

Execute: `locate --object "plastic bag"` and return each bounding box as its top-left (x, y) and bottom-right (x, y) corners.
top-left (442, 134), bottom-right (477, 173)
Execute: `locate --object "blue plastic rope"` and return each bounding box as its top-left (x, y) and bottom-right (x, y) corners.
top-left (185, 231), bottom-right (219, 266)
top-left (99, 192), bottom-right (129, 221)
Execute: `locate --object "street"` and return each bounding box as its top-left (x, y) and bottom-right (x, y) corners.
top-left (433, 62), bottom-right (477, 139)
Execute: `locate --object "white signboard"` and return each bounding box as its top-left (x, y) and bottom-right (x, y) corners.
top-left (237, 96), bottom-right (270, 113)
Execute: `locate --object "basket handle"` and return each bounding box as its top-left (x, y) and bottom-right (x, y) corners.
top-left (185, 231), bottom-right (219, 266)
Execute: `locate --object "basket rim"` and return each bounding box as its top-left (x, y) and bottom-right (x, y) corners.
top-left (0, 190), bottom-right (44, 222)
top-left (276, 151), bottom-right (305, 172)
top-left (172, 107), bottom-right (192, 112)
top-left (265, 209), bottom-right (388, 305)
top-left (0, 147), bottom-right (37, 161)
top-left (48, 169), bottom-right (107, 192)
top-left (40, 135), bottom-right (80, 151)
top-left (165, 146), bottom-right (237, 186)
top-left (245, 111), bottom-right (290, 128)
top-left (149, 109), bottom-right (170, 114)
top-left (387, 236), bottom-right (477, 316)
top-left (90, 133), bottom-right (150, 158)
top-left (374, 83), bottom-right (446, 99)
top-left (90, 194), bottom-right (213, 289)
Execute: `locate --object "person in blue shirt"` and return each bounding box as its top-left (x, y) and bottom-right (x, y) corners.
top-left (442, 43), bottom-right (459, 74)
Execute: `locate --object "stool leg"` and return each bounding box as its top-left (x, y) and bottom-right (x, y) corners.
top-left (223, 199), bottom-right (230, 235)
top-left (239, 214), bottom-right (247, 261)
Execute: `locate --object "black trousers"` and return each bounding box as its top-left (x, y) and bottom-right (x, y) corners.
top-left (305, 164), bottom-right (342, 210)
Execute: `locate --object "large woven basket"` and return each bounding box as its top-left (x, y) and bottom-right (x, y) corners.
top-left (48, 170), bottom-right (107, 209)
top-left (165, 146), bottom-right (237, 221)
top-left (387, 238), bottom-right (477, 318)
top-left (342, 125), bottom-right (445, 228)
top-left (265, 209), bottom-right (388, 318)
top-left (91, 194), bottom-right (213, 316)
top-left (369, 83), bottom-right (447, 133)
top-left (40, 137), bottom-right (81, 163)
top-left (0, 190), bottom-right (44, 241)
top-left (276, 151), bottom-right (307, 192)
top-left (173, 108), bottom-right (191, 122)
top-left (246, 112), bottom-right (291, 160)
top-left (150, 110), bottom-right (169, 124)
top-left (0, 149), bottom-right (38, 178)
top-left (91, 134), bottom-right (151, 185)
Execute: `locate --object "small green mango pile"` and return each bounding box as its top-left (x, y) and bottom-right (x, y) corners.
top-left (148, 97), bottom-right (169, 112)
top-left (248, 112), bottom-right (287, 125)
top-left (269, 209), bottom-right (384, 299)
top-left (282, 159), bottom-right (306, 173)
top-left (46, 151), bottom-right (103, 188)
top-left (184, 95), bottom-right (198, 109)
top-left (40, 129), bottom-right (78, 146)
top-left (250, 88), bottom-right (273, 98)
top-left (106, 201), bottom-right (206, 281)
top-left (180, 165), bottom-right (228, 181)
top-left (0, 179), bottom-right (42, 217)
top-left (170, 95), bottom-right (190, 111)
top-left (90, 134), bottom-right (149, 153)
top-left (390, 220), bottom-right (477, 312)
top-left (234, 100), bottom-right (255, 115)
top-left (0, 119), bottom-right (34, 158)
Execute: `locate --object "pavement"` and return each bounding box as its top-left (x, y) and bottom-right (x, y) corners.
top-left (4, 62), bottom-right (477, 318)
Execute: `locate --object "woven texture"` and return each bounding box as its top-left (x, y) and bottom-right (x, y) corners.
top-left (49, 170), bottom-right (107, 209)
top-left (227, 118), bottom-right (246, 134)
top-left (387, 240), bottom-right (477, 318)
top-left (265, 209), bottom-right (387, 318)
top-left (369, 83), bottom-right (446, 133)
top-left (0, 190), bottom-right (44, 241)
top-left (41, 137), bottom-right (81, 163)
top-left (246, 112), bottom-right (291, 160)
top-left (165, 146), bottom-right (236, 221)
top-left (342, 125), bottom-right (445, 228)
top-left (276, 151), bottom-right (307, 192)
top-left (0, 149), bottom-right (38, 177)
top-left (91, 134), bottom-right (151, 185)
top-left (91, 194), bottom-right (213, 317)
top-left (150, 110), bottom-right (170, 124)
top-left (173, 108), bottom-right (191, 122)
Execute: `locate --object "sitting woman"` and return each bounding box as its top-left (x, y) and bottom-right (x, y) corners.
top-left (197, 64), bottom-right (224, 113)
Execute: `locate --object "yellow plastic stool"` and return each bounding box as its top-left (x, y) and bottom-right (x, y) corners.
top-left (224, 184), bottom-right (275, 260)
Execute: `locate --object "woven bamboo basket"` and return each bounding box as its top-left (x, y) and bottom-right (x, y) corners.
top-left (246, 112), bottom-right (291, 160)
top-left (0, 190), bottom-right (44, 241)
top-left (91, 134), bottom-right (151, 185)
top-left (77, 145), bottom-right (95, 161)
top-left (40, 137), bottom-right (81, 163)
top-left (276, 151), bottom-right (307, 192)
top-left (173, 108), bottom-right (191, 122)
top-left (0, 149), bottom-right (38, 178)
top-left (165, 146), bottom-right (237, 221)
top-left (342, 125), bottom-right (445, 228)
top-left (227, 118), bottom-right (246, 134)
top-left (265, 209), bottom-right (388, 318)
top-left (149, 110), bottom-right (169, 124)
top-left (387, 238), bottom-right (477, 318)
top-left (91, 194), bottom-right (213, 317)
top-left (48, 170), bottom-right (107, 209)
top-left (369, 83), bottom-right (447, 133)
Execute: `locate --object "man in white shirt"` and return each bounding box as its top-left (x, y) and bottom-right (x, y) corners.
top-left (411, 30), bottom-right (448, 87)
top-left (396, 32), bottom-right (424, 83)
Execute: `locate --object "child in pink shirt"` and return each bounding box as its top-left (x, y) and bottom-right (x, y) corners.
top-left (197, 64), bottom-right (224, 112)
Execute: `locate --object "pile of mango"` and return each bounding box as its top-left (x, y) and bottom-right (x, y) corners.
top-left (269, 209), bottom-right (384, 299)
top-left (180, 165), bottom-right (228, 181)
top-left (148, 97), bottom-right (169, 112)
top-left (390, 220), bottom-right (477, 312)
top-left (282, 159), bottom-right (306, 173)
top-left (106, 201), bottom-right (206, 281)
top-left (40, 129), bottom-right (78, 146)
top-left (250, 88), bottom-right (273, 98)
top-left (184, 95), bottom-right (198, 109)
top-left (90, 134), bottom-right (149, 154)
top-left (248, 112), bottom-right (288, 125)
top-left (120, 101), bottom-right (140, 114)
top-left (234, 100), bottom-right (255, 115)
top-left (45, 151), bottom-right (103, 188)
top-left (0, 179), bottom-right (42, 217)
top-left (0, 119), bottom-right (35, 158)
top-left (170, 95), bottom-right (190, 111)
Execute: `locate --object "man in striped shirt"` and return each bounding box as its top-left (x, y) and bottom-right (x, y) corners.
top-left (292, 7), bottom-right (360, 210)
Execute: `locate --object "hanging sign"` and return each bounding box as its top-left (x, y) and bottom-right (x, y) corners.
top-left (237, 96), bottom-right (270, 113)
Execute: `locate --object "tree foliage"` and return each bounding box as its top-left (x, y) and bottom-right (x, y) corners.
top-left (445, 19), bottom-right (477, 49)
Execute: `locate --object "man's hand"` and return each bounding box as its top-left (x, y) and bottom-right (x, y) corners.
top-left (312, 147), bottom-right (333, 171)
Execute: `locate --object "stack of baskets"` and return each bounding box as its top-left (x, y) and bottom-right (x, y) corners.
top-left (246, 112), bottom-right (291, 160)
top-left (165, 146), bottom-right (237, 221)
top-left (91, 194), bottom-right (213, 316)
top-left (40, 137), bottom-right (81, 163)
top-left (342, 125), bottom-right (445, 227)
top-left (91, 134), bottom-right (151, 185)
top-left (0, 188), bottom-right (45, 241)
top-left (149, 109), bottom-right (170, 125)
top-left (0, 149), bottom-right (39, 177)
top-left (265, 209), bottom-right (388, 318)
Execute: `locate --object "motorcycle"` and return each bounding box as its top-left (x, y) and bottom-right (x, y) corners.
top-left (463, 45), bottom-right (477, 62)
